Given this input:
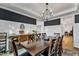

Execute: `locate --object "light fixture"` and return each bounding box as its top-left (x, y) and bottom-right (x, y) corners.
top-left (42, 3), bottom-right (53, 21)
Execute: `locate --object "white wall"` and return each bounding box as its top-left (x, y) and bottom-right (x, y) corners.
top-left (45, 25), bottom-right (62, 36)
top-left (36, 20), bottom-right (44, 33)
top-left (61, 15), bottom-right (74, 34)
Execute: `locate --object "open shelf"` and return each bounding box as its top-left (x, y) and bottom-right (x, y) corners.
top-left (0, 33), bottom-right (7, 53)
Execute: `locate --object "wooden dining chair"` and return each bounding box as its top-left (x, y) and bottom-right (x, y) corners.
top-left (40, 39), bottom-right (57, 56)
top-left (57, 36), bottom-right (63, 56)
top-left (48, 39), bottom-right (59, 56)
top-left (40, 36), bottom-right (63, 56)
top-left (50, 36), bottom-right (63, 56)
top-left (11, 39), bottom-right (31, 56)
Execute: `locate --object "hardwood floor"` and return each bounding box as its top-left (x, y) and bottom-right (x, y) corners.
top-left (62, 49), bottom-right (79, 56)
top-left (0, 48), bottom-right (79, 56)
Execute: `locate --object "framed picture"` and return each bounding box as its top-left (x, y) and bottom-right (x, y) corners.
top-left (20, 24), bottom-right (25, 30)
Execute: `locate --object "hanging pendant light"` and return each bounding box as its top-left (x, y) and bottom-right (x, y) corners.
top-left (42, 3), bottom-right (53, 21)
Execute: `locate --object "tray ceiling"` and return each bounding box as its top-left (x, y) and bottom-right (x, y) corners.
top-left (0, 3), bottom-right (78, 20)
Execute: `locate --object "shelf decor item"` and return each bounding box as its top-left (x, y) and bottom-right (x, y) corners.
top-left (19, 24), bottom-right (25, 34)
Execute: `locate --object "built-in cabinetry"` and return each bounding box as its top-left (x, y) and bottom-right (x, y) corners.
top-left (0, 33), bottom-right (7, 53)
top-left (74, 14), bottom-right (79, 48)
top-left (73, 23), bottom-right (79, 48)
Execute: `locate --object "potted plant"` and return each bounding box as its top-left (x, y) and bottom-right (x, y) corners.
top-left (32, 30), bottom-right (38, 42)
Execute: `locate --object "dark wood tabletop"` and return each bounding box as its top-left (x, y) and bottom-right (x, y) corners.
top-left (20, 41), bottom-right (49, 56)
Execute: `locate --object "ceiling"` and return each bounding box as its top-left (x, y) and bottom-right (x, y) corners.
top-left (0, 3), bottom-right (78, 20)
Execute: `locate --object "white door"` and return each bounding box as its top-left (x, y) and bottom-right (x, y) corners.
top-left (73, 23), bottom-right (79, 48)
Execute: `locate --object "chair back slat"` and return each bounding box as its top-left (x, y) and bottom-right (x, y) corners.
top-left (48, 39), bottom-right (58, 56)
top-left (48, 36), bottom-right (63, 56)
top-left (57, 36), bottom-right (63, 56)
top-left (12, 38), bottom-right (18, 56)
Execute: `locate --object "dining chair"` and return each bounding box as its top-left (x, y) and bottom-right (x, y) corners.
top-left (48, 39), bottom-right (59, 56)
top-left (41, 39), bottom-right (57, 56)
top-left (57, 36), bottom-right (63, 56)
top-left (40, 48), bottom-right (49, 56)
top-left (50, 36), bottom-right (63, 56)
top-left (40, 36), bottom-right (63, 56)
top-left (12, 39), bottom-right (31, 56)
top-left (37, 34), bottom-right (41, 41)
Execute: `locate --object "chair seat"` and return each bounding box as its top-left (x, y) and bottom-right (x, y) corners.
top-left (42, 48), bottom-right (48, 56)
top-left (20, 52), bottom-right (31, 56)
top-left (16, 44), bottom-right (21, 47)
top-left (18, 48), bottom-right (31, 56)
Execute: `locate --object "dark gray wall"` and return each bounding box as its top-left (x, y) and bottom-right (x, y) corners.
top-left (44, 18), bottom-right (60, 26)
top-left (75, 14), bottom-right (79, 23)
top-left (0, 8), bottom-right (36, 25)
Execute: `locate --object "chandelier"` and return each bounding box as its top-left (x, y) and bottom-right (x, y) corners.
top-left (42, 3), bottom-right (53, 21)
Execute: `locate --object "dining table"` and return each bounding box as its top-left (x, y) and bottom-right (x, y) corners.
top-left (20, 40), bottom-right (50, 56)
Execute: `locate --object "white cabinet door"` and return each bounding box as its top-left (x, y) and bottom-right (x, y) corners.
top-left (73, 23), bottom-right (79, 48)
